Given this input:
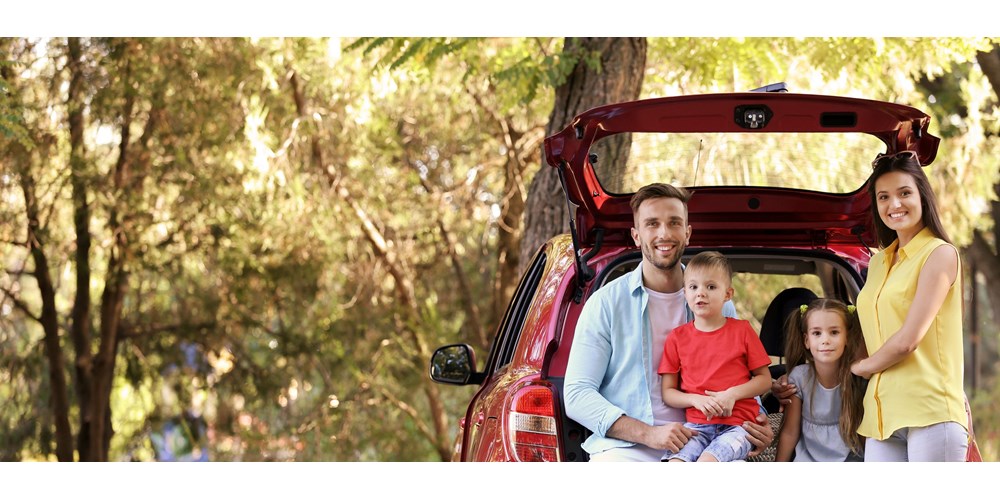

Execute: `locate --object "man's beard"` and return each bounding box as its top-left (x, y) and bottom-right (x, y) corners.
top-left (642, 239), bottom-right (684, 271)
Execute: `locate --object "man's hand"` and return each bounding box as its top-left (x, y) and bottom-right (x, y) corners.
top-left (644, 422), bottom-right (697, 453)
top-left (689, 394), bottom-right (724, 420)
top-left (743, 412), bottom-right (775, 458)
top-left (704, 389), bottom-right (736, 417)
top-left (771, 374), bottom-right (797, 411)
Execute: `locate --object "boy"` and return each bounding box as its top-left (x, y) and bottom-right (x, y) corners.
top-left (658, 251), bottom-right (771, 462)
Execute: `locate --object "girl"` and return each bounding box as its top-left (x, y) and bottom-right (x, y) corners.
top-left (851, 151), bottom-right (968, 461)
top-left (775, 298), bottom-right (866, 462)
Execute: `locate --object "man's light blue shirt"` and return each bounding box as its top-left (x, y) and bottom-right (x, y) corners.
top-left (563, 263), bottom-right (737, 455)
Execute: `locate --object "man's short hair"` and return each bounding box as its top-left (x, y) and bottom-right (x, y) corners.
top-left (630, 183), bottom-right (691, 216)
top-left (685, 251), bottom-right (732, 283)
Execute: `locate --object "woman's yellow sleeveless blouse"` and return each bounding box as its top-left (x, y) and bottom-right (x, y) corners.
top-left (856, 227), bottom-right (966, 440)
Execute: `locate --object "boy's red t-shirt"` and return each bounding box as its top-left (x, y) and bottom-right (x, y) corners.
top-left (657, 318), bottom-right (770, 426)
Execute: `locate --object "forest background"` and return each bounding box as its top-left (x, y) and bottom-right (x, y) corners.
top-left (2, 36), bottom-right (1000, 462)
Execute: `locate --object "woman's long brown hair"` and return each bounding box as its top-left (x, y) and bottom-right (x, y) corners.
top-left (784, 298), bottom-right (867, 455)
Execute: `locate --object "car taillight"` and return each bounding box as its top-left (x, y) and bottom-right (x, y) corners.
top-left (508, 385), bottom-right (561, 462)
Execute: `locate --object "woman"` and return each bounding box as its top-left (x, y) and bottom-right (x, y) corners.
top-left (851, 150), bottom-right (968, 462)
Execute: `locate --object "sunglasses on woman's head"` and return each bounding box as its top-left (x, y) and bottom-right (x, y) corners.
top-left (871, 150), bottom-right (918, 168)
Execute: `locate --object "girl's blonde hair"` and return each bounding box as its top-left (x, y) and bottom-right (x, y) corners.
top-left (783, 298), bottom-right (867, 455)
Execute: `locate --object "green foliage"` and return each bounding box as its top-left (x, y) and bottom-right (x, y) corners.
top-left (0, 59), bottom-right (30, 147)
top-left (344, 37), bottom-right (480, 71)
top-left (0, 82), bottom-right (24, 140)
top-left (0, 319), bottom-right (47, 460)
top-left (345, 37), bottom-right (566, 114)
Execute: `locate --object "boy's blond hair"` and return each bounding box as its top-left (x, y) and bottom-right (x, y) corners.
top-left (685, 251), bottom-right (732, 284)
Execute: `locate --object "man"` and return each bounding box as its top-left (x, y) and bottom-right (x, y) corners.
top-left (564, 183), bottom-right (775, 461)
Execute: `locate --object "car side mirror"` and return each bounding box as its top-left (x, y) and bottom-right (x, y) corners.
top-left (430, 344), bottom-right (484, 385)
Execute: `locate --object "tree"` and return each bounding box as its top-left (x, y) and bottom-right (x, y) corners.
top-left (971, 43), bottom-right (1000, 315)
top-left (1, 37), bottom-right (264, 461)
top-left (519, 38), bottom-right (647, 271)
top-left (968, 43), bottom-right (1000, 392)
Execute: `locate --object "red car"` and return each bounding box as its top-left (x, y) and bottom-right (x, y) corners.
top-left (429, 86), bottom-right (981, 462)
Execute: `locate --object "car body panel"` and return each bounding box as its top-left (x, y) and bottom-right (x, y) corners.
top-left (457, 238), bottom-right (574, 462)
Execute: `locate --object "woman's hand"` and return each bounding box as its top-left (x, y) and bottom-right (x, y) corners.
top-left (851, 358), bottom-right (872, 379)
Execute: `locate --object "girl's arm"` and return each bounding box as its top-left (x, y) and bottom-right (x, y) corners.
top-left (775, 395), bottom-right (802, 462)
top-left (852, 245), bottom-right (958, 379)
top-left (662, 372), bottom-right (723, 419)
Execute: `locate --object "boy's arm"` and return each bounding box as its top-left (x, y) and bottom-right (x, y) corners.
top-left (662, 372), bottom-right (723, 419)
top-left (661, 373), bottom-right (690, 408)
top-left (705, 366), bottom-right (772, 416)
top-left (775, 395), bottom-right (802, 462)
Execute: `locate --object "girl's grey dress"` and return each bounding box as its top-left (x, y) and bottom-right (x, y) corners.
top-left (788, 364), bottom-right (860, 462)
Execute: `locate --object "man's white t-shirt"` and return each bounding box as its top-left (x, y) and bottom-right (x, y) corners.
top-left (645, 286), bottom-right (688, 426)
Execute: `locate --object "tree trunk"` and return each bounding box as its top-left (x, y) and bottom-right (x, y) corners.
top-left (4, 56), bottom-right (75, 462)
top-left (86, 51), bottom-right (135, 461)
top-left (89, 140), bottom-right (130, 461)
top-left (494, 154), bottom-right (528, 329)
top-left (973, 43), bottom-right (1000, 284)
top-left (67, 36), bottom-right (96, 462)
top-left (17, 149), bottom-right (74, 462)
top-left (91, 263), bottom-right (126, 461)
top-left (977, 43), bottom-right (1000, 97)
top-left (967, 44), bottom-right (1000, 388)
top-left (89, 41), bottom-right (162, 460)
top-left (519, 38), bottom-right (647, 272)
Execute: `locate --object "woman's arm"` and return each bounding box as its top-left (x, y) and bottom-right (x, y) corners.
top-left (775, 395), bottom-right (802, 462)
top-left (852, 244), bottom-right (958, 379)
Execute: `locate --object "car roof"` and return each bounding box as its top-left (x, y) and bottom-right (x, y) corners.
top-left (543, 91), bottom-right (940, 248)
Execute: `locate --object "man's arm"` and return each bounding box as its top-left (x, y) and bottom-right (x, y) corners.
top-left (567, 337), bottom-right (695, 452)
top-left (723, 300), bottom-right (737, 318)
top-left (565, 294), bottom-right (697, 453)
top-left (743, 412), bottom-right (776, 458)
top-left (770, 375), bottom-right (798, 410)
top-left (563, 297), bottom-right (628, 439)
top-left (605, 415), bottom-right (695, 453)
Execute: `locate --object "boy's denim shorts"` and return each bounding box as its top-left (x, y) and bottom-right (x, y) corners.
top-left (661, 423), bottom-right (753, 462)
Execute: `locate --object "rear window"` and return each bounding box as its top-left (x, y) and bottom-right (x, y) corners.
top-left (590, 132), bottom-right (887, 195)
